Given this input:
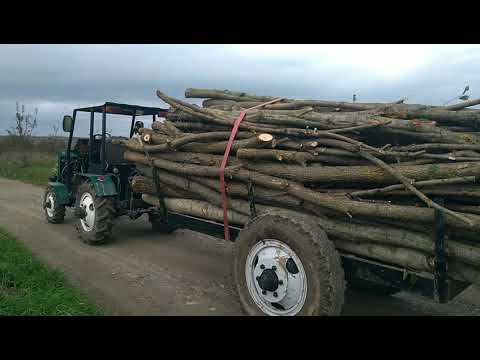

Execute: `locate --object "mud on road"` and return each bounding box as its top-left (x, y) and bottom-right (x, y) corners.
top-left (1, 177), bottom-right (479, 316)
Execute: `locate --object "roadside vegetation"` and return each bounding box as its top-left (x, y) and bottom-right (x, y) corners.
top-left (1, 104), bottom-right (104, 316)
top-left (0, 102), bottom-right (65, 186)
top-left (0, 226), bottom-right (104, 316)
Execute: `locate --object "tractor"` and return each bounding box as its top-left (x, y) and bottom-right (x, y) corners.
top-left (42, 102), bottom-right (171, 244)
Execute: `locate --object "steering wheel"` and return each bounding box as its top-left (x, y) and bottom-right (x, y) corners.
top-left (93, 133), bottom-right (112, 140)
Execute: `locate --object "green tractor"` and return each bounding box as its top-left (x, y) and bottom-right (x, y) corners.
top-left (43, 102), bottom-right (171, 245)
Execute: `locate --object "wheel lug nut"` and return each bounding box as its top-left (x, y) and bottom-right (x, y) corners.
top-left (260, 264), bottom-right (265, 270)
top-left (262, 290), bottom-right (267, 295)
top-left (278, 280), bottom-right (283, 285)
top-left (273, 292), bottom-right (278, 297)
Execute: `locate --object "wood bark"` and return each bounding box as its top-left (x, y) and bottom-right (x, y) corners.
top-left (142, 195), bottom-right (248, 225)
top-left (242, 161), bottom-right (480, 185)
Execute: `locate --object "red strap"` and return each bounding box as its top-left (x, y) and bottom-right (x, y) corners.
top-left (219, 97), bottom-right (284, 241)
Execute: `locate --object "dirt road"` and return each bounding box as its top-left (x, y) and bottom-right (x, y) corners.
top-left (1, 177), bottom-right (480, 316)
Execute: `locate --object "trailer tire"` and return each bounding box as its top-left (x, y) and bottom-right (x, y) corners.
top-left (234, 211), bottom-right (345, 316)
top-left (74, 181), bottom-right (115, 245)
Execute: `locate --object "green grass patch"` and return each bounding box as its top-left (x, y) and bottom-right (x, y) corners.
top-left (0, 151), bottom-right (55, 186)
top-left (0, 227), bottom-right (104, 316)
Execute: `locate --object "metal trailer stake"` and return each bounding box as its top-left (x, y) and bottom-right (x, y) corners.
top-left (434, 197), bottom-right (448, 303)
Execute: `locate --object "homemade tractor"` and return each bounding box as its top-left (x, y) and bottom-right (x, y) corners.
top-left (43, 102), bottom-right (171, 244)
top-left (43, 101), bottom-right (471, 316)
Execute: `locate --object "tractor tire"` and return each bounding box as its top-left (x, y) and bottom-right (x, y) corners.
top-left (233, 211), bottom-right (345, 316)
top-left (43, 186), bottom-right (66, 224)
top-left (74, 181), bottom-right (115, 245)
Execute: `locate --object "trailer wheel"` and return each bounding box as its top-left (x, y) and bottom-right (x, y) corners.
top-left (74, 181), bottom-right (115, 245)
top-left (43, 186), bottom-right (65, 224)
top-left (234, 211), bottom-right (345, 316)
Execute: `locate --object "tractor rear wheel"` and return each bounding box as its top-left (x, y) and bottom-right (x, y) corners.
top-left (43, 186), bottom-right (66, 224)
top-left (233, 211), bottom-right (345, 316)
top-left (74, 181), bottom-right (115, 245)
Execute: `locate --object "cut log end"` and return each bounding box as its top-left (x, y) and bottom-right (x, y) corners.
top-left (258, 133), bottom-right (274, 142)
top-left (143, 134), bottom-right (151, 143)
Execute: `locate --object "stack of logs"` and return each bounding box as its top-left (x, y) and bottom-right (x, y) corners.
top-left (115, 88), bottom-right (480, 287)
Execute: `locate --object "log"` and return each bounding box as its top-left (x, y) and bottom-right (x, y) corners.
top-left (150, 120), bottom-right (185, 138)
top-left (185, 88), bottom-right (396, 111)
top-left (162, 121), bottom-right (233, 133)
top-left (142, 129), bottom-right (253, 146)
top-left (150, 151), bottom-right (238, 167)
top-left (350, 176), bottom-right (477, 198)
top-left (242, 161), bottom-right (480, 185)
top-left (236, 148), bottom-right (369, 166)
top-left (335, 240), bottom-right (434, 272)
top-left (444, 98), bottom-right (480, 111)
top-left (180, 133), bottom-right (275, 154)
top-left (392, 143), bottom-right (480, 152)
top-left (357, 150), bottom-right (473, 226)
top-left (130, 175), bottom-right (194, 199)
top-left (142, 195), bottom-right (248, 225)
top-left (385, 106), bottom-right (480, 127)
top-left (116, 132), bottom-right (273, 154)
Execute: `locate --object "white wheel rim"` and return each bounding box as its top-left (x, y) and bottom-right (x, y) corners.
top-left (79, 193), bottom-right (95, 232)
top-left (46, 193), bottom-right (55, 218)
top-left (245, 239), bottom-right (308, 316)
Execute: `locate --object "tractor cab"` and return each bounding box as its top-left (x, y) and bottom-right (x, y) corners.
top-left (44, 102), bottom-right (169, 244)
top-left (61, 102), bottom-right (167, 176)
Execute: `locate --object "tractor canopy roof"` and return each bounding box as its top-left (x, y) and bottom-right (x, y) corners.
top-left (75, 102), bottom-right (169, 117)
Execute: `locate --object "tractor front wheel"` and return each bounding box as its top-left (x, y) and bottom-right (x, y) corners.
top-left (43, 186), bottom-right (66, 224)
top-left (75, 181), bottom-right (115, 245)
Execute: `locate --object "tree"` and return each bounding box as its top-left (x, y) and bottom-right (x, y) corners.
top-left (6, 102), bottom-right (39, 167)
top-left (7, 102), bottom-right (38, 138)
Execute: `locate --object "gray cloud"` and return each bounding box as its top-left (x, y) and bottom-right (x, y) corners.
top-left (1, 44), bottom-right (479, 136)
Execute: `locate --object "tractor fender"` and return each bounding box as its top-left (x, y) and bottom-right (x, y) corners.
top-left (47, 182), bottom-right (71, 205)
top-left (78, 174), bottom-right (118, 197)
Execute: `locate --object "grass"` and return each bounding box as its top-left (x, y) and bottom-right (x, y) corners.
top-left (0, 227), bottom-right (104, 316)
top-left (0, 151), bottom-right (55, 186)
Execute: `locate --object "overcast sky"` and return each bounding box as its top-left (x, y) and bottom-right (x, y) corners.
top-left (1, 44), bottom-right (479, 137)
